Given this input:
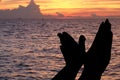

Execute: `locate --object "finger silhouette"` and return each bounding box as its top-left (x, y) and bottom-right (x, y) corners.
top-left (79, 35), bottom-right (86, 54)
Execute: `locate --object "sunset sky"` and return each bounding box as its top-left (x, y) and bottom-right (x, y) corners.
top-left (0, 0), bottom-right (120, 17)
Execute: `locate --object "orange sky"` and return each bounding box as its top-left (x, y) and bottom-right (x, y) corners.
top-left (0, 0), bottom-right (120, 17)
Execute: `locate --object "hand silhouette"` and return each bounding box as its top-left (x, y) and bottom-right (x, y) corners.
top-left (52, 32), bottom-right (86, 80)
top-left (58, 32), bottom-right (86, 67)
top-left (79, 19), bottom-right (113, 80)
top-left (52, 19), bottom-right (113, 80)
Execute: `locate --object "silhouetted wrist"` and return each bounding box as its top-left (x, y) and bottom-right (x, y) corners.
top-left (79, 72), bottom-right (102, 80)
top-left (52, 65), bottom-right (81, 80)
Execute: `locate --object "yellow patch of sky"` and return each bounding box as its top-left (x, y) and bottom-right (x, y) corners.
top-left (1, 0), bottom-right (120, 9)
top-left (37, 0), bottom-right (120, 9)
top-left (0, 0), bottom-right (120, 16)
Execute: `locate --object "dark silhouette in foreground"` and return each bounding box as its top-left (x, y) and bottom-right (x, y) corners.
top-left (52, 19), bottom-right (113, 80)
top-left (52, 32), bottom-right (86, 80)
top-left (79, 19), bottom-right (113, 80)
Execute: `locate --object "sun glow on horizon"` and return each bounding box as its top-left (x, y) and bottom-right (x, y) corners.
top-left (0, 0), bottom-right (120, 17)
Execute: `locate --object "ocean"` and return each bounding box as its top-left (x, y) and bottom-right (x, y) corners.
top-left (0, 18), bottom-right (120, 80)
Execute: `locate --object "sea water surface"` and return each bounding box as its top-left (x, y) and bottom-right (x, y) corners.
top-left (0, 18), bottom-right (120, 80)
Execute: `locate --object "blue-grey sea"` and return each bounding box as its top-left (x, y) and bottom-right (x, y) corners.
top-left (0, 18), bottom-right (120, 80)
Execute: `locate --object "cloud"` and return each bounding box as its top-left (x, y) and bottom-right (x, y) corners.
top-left (91, 13), bottom-right (99, 17)
top-left (56, 12), bottom-right (64, 17)
top-left (0, 0), bottom-right (43, 19)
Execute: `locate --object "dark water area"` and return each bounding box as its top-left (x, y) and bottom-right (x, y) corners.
top-left (0, 18), bottom-right (120, 80)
